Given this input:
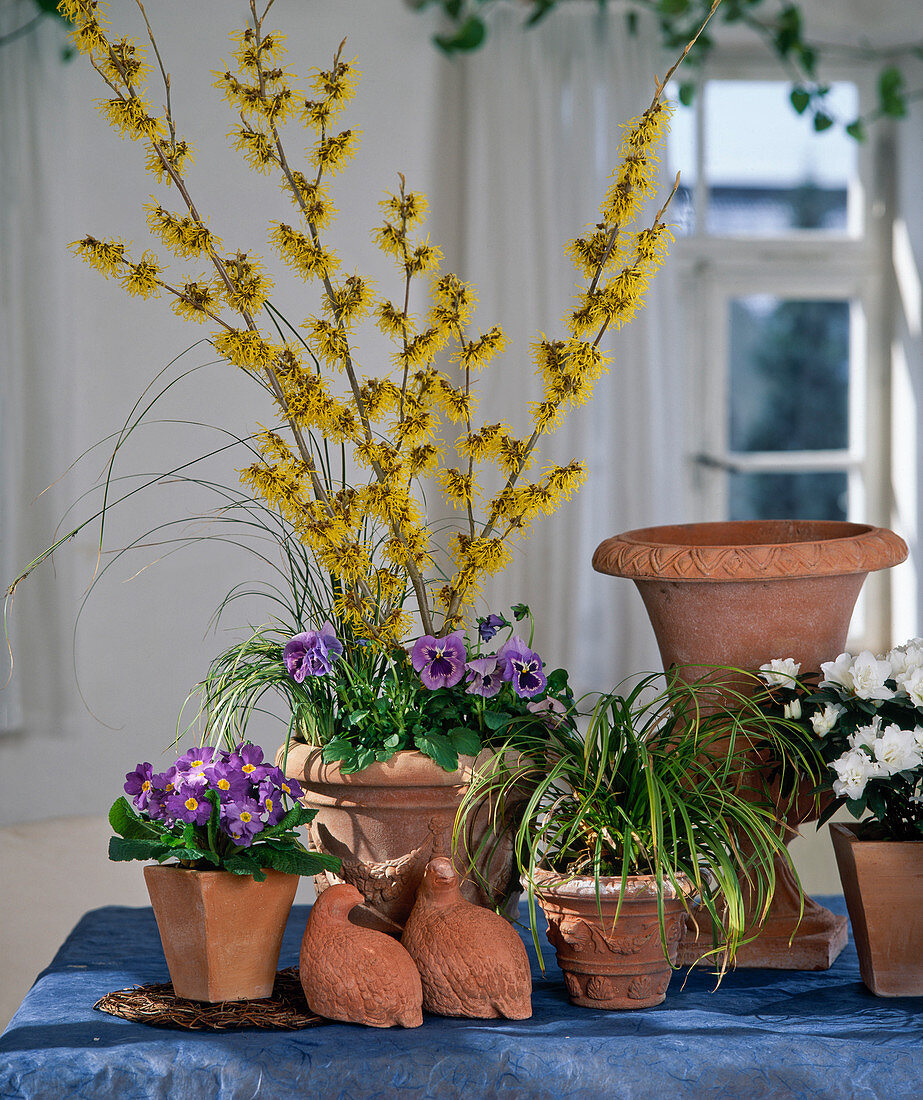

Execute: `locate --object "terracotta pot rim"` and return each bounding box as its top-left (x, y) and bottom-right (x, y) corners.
top-left (592, 520), bottom-right (908, 583)
top-left (143, 864), bottom-right (291, 880)
top-left (829, 821), bottom-right (923, 847)
top-left (280, 744), bottom-right (477, 787)
top-left (529, 868), bottom-right (694, 901)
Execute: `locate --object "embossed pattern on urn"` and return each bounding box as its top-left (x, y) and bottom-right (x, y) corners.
top-left (535, 871), bottom-right (689, 1010)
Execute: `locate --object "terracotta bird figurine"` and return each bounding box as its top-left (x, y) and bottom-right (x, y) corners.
top-left (299, 883), bottom-right (423, 1028)
top-left (401, 857), bottom-right (532, 1019)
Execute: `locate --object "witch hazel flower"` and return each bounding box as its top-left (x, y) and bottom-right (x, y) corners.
top-left (497, 635), bottom-right (547, 698)
top-left (284, 621), bottom-right (344, 682)
top-left (411, 631), bottom-right (467, 689)
top-left (465, 656), bottom-right (502, 698)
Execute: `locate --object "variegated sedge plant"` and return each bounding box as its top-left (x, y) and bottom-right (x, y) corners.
top-left (51, 0), bottom-right (719, 774)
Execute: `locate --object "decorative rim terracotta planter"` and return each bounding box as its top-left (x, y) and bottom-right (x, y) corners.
top-left (144, 864), bottom-right (298, 1002)
top-left (532, 870), bottom-right (690, 1009)
top-left (592, 519), bottom-right (907, 970)
top-left (830, 822), bottom-right (923, 997)
top-left (279, 745), bottom-right (523, 931)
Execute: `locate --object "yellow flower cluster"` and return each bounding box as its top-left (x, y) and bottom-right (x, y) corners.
top-left (62, 0), bottom-right (679, 644)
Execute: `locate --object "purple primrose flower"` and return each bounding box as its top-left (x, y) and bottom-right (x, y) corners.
top-left (124, 762), bottom-right (155, 811)
top-left (221, 797), bottom-right (265, 846)
top-left (411, 631), bottom-right (467, 690)
top-left (465, 656), bottom-right (502, 698)
top-left (497, 635), bottom-right (547, 699)
top-left (284, 621), bottom-right (344, 682)
top-left (257, 779), bottom-right (287, 826)
top-left (210, 758), bottom-right (250, 802)
top-left (174, 746), bottom-right (217, 788)
top-left (478, 614), bottom-right (508, 644)
top-left (227, 743), bottom-right (271, 785)
top-left (262, 765), bottom-right (304, 804)
top-left (165, 783), bottom-right (213, 826)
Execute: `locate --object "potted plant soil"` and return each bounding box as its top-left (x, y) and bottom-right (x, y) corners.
top-left (109, 741), bottom-right (338, 1002)
top-left (759, 641), bottom-right (923, 996)
top-left (459, 669), bottom-right (814, 1009)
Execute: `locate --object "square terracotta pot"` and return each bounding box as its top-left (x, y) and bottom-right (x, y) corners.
top-left (144, 865), bottom-right (298, 1002)
top-left (830, 822), bottom-right (923, 997)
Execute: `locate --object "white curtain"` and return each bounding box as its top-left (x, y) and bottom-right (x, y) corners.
top-left (430, 1), bottom-right (686, 696)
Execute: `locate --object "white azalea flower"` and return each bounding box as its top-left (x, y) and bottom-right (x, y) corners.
top-left (811, 702), bottom-right (845, 736)
top-left (849, 720), bottom-right (881, 751)
top-left (914, 725), bottom-right (923, 752)
top-left (820, 652), bottom-right (854, 693)
top-left (759, 657), bottom-right (801, 687)
top-left (899, 667), bottom-right (923, 709)
top-left (831, 749), bottom-right (880, 800)
top-left (784, 698), bottom-right (802, 720)
top-left (873, 723), bottom-right (922, 775)
top-left (848, 651), bottom-right (895, 702)
top-left (888, 638), bottom-right (923, 680)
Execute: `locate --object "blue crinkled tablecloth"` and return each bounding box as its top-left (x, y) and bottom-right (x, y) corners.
top-left (1, 896), bottom-right (922, 1100)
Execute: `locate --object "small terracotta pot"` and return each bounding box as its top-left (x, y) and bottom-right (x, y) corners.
top-left (280, 745), bottom-right (523, 931)
top-left (830, 822), bottom-right (923, 997)
top-left (533, 870), bottom-right (690, 1009)
top-left (144, 865), bottom-right (298, 1002)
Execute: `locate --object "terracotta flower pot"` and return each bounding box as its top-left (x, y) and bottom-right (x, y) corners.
top-left (830, 822), bottom-right (923, 997)
top-left (593, 519), bottom-right (908, 970)
top-left (144, 864), bottom-right (298, 1002)
top-left (279, 745), bottom-right (523, 932)
top-left (533, 870), bottom-right (689, 1010)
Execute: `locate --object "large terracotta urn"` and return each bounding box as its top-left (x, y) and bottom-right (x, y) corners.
top-left (593, 519), bottom-right (908, 969)
top-left (279, 745), bottom-right (523, 934)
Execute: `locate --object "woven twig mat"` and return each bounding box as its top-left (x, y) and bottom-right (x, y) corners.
top-left (94, 966), bottom-right (330, 1031)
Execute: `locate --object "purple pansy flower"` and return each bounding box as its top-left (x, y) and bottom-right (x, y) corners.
top-left (220, 797), bottom-right (265, 847)
top-left (497, 635), bottom-right (547, 698)
top-left (411, 631), bottom-right (467, 690)
top-left (478, 614), bottom-right (508, 644)
top-left (465, 656), bottom-right (502, 698)
top-left (284, 621), bottom-right (344, 682)
top-left (527, 696), bottom-right (567, 728)
top-left (165, 782), bottom-right (213, 826)
top-left (227, 743), bottom-right (271, 785)
top-left (124, 762), bottom-right (155, 811)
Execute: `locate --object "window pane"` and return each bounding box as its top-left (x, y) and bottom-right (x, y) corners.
top-left (729, 471), bottom-right (848, 521)
top-left (728, 296), bottom-right (850, 452)
top-left (703, 81), bottom-right (858, 235)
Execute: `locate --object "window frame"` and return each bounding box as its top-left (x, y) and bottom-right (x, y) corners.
top-left (670, 54), bottom-right (897, 650)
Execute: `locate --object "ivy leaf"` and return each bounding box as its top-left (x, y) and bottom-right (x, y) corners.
top-left (415, 731), bottom-right (459, 772)
top-left (812, 111), bottom-right (834, 132)
top-left (849, 119), bottom-right (871, 143)
top-left (435, 16), bottom-right (486, 54)
top-left (773, 5), bottom-right (802, 56)
top-left (789, 86), bottom-right (810, 115)
top-left (878, 66), bottom-right (907, 118)
top-left (678, 81), bottom-right (696, 108)
top-left (525, 0), bottom-right (558, 27)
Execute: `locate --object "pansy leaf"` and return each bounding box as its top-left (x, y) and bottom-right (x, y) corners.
top-left (449, 726), bottom-right (482, 757)
top-left (483, 709), bottom-right (509, 731)
top-left (415, 731), bottom-right (459, 772)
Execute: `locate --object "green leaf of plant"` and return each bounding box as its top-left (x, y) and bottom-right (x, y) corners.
top-left (482, 709), bottom-right (509, 731)
top-left (415, 731), bottom-right (459, 772)
top-left (812, 111), bottom-right (833, 132)
top-left (109, 836), bottom-right (172, 863)
top-left (678, 81), bottom-right (696, 108)
top-left (789, 86), bottom-right (810, 114)
top-left (108, 797), bottom-right (160, 840)
top-left (845, 119), bottom-right (866, 142)
top-left (222, 854), bottom-right (265, 879)
top-left (259, 846), bottom-right (340, 877)
top-left (435, 16), bottom-right (485, 53)
top-left (449, 725), bottom-right (482, 757)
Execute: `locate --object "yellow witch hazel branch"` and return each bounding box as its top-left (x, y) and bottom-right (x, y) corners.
top-left (59, 0), bottom-right (719, 646)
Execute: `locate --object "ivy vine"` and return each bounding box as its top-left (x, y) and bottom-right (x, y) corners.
top-left (408, 0), bottom-right (923, 139)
